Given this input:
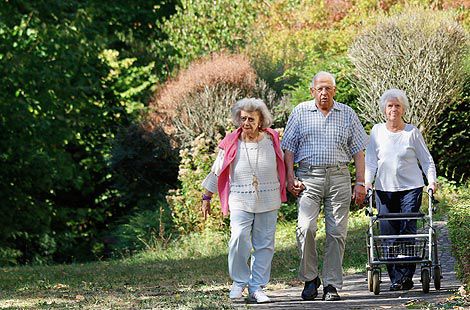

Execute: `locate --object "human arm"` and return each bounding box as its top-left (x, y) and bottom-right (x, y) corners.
top-left (364, 126), bottom-right (378, 193)
top-left (281, 108), bottom-right (304, 196)
top-left (284, 150), bottom-right (304, 197)
top-left (348, 112), bottom-right (368, 205)
top-left (413, 129), bottom-right (437, 193)
top-left (352, 150), bottom-right (366, 205)
top-left (200, 149), bottom-right (224, 220)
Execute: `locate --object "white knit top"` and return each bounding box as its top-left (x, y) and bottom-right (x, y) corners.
top-left (202, 135), bottom-right (281, 213)
top-left (365, 123), bottom-right (437, 192)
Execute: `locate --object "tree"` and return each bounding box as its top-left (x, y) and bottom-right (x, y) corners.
top-left (348, 8), bottom-right (468, 140)
top-left (0, 1), bottom-right (178, 264)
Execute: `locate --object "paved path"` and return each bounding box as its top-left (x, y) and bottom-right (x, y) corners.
top-left (233, 221), bottom-right (463, 309)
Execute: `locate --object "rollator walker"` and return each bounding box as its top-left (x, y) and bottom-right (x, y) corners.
top-left (365, 188), bottom-right (442, 295)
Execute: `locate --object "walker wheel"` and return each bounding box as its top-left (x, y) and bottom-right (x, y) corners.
top-left (373, 270), bottom-right (381, 295)
top-left (421, 268), bottom-right (430, 293)
top-left (367, 270), bottom-right (373, 292)
top-left (433, 266), bottom-right (442, 290)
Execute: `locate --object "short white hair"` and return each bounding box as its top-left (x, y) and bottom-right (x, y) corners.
top-left (231, 98), bottom-right (273, 129)
top-left (310, 71), bottom-right (336, 88)
top-left (379, 89), bottom-right (409, 113)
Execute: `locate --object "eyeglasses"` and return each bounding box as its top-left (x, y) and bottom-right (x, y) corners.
top-left (313, 86), bottom-right (335, 93)
top-left (241, 116), bottom-right (257, 123)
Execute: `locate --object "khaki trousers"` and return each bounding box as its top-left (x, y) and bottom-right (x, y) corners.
top-left (296, 164), bottom-right (351, 289)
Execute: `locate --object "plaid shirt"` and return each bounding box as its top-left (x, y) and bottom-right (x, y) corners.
top-left (281, 100), bottom-right (368, 166)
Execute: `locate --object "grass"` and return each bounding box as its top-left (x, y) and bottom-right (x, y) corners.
top-left (0, 211), bottom-right (370, 309)
top-left (1, 182), bottom-right (468, 309)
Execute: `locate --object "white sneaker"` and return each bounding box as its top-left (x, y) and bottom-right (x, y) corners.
top-left (229, 284), bottom-right (244, 299)
top-left (248, 290), bottom-right (270, 303)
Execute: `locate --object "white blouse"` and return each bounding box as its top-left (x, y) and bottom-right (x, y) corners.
top-left (365, 123), bottom-right (437, 192)
top-left (202, 135), bottom-right (281, 213)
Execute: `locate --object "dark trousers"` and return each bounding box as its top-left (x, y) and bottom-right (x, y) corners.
top-left (375, 187), bottom-right (423, 284)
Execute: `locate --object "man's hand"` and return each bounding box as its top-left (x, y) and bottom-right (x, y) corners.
top-left (352, 184), bottom-right (366, 206)
top-left (287, 178), bottom-right (305, 197)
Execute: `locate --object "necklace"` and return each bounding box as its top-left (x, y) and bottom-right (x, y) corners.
top-left (244, 134), bottom-right (260, 198)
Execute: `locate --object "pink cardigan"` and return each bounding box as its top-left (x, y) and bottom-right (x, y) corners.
top-left (217, 127), bottom-right (287, 215)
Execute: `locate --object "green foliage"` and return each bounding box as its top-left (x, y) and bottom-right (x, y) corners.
top-left (109, 123), bottom-right (178, 216)
top-left (160, 0), bottom-right (266, 70)
top-left (0, 247), bottom-right (22, 266)
top-left (167, 135), bottom-right (229, 234)
top-left (108, 203), bottom-right (174, 257)
top-left (429, 59), bottom-right (470, 182)
top-left (0, 2), bottom-right (178, 264)
top-left (447, 183), bottom-right (470, 286)
top-left (1, 0), bottom-right (469, 267)
top-left (278, 201), bottom-right (299, 222)
top-left (0, 8), bottom-right (109, 264)
top-left (99, 49), bottom-right (158, 115)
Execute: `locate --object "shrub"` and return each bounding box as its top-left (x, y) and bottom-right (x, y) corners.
top-left (110, 123), bottom-right (179, 202)
top-left (148, 52), bottom-right (290, 147)
top-left (0, 247), bottom-right (22, 266)
top-left (167, 134), bottom-right (228, 234)
top-left (429, 58), bottom-right (470, 182)
top-left (108, 202), bottom-right (174, 257)
top-left (148, 53), bottom-right (257, 139)
top-left (447, 183), bottom-right (470, 286)
top-left (159, 0), bottom-right (265, 70)
top-left (348, 8), bottom-right (468, 140)
top-left (150, 53), bottom-right (257, 119)
top-left (171, 81), bottom-right (291, 147)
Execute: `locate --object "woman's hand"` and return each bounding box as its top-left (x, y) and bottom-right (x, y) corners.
top-left (201, 199), bottom-right (211, 220)
top-left (428, 182), bottom-right (437, 194)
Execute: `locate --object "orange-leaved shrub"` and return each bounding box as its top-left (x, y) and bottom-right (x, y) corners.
top-left (147, 52), bottom-right (290, 147)
top-left (149, 52), bottom-right (256, 126)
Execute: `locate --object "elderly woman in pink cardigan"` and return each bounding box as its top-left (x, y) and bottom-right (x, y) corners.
top-left (201, 98), bottom-right (286, 303)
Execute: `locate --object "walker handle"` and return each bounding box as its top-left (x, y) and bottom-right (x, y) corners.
top-left (365, 188), bottom-right (374, 216)
top-left (427, 187), bottom-right (436, 213)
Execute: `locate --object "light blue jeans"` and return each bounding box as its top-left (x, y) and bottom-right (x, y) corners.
top-left (296, 165), bottom-right (351, 289)
top-left (228, 209), bottom-right (278, 293)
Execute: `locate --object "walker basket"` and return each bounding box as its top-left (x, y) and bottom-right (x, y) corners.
top-left (374, 239), bottom-right (427, 261)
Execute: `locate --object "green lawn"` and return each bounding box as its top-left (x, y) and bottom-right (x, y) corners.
top-left (0, 211), bottom-right (370, 309)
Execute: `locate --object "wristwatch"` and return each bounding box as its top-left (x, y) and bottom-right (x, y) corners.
top-left (356, 182), bottom-right (365, 187)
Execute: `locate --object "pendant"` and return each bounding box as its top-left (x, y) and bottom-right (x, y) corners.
top-left (252, 174), bottom-right (259, 199)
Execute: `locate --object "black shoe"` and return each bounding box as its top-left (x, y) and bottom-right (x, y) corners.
top-left (301, 277), bottom-right (321, 300)
top-left (322, 284), bottom-right (340, 301)
top-left (389, 282), bottom-right (402, 291)
top-left (401, 277), bottom-right (414, 290)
